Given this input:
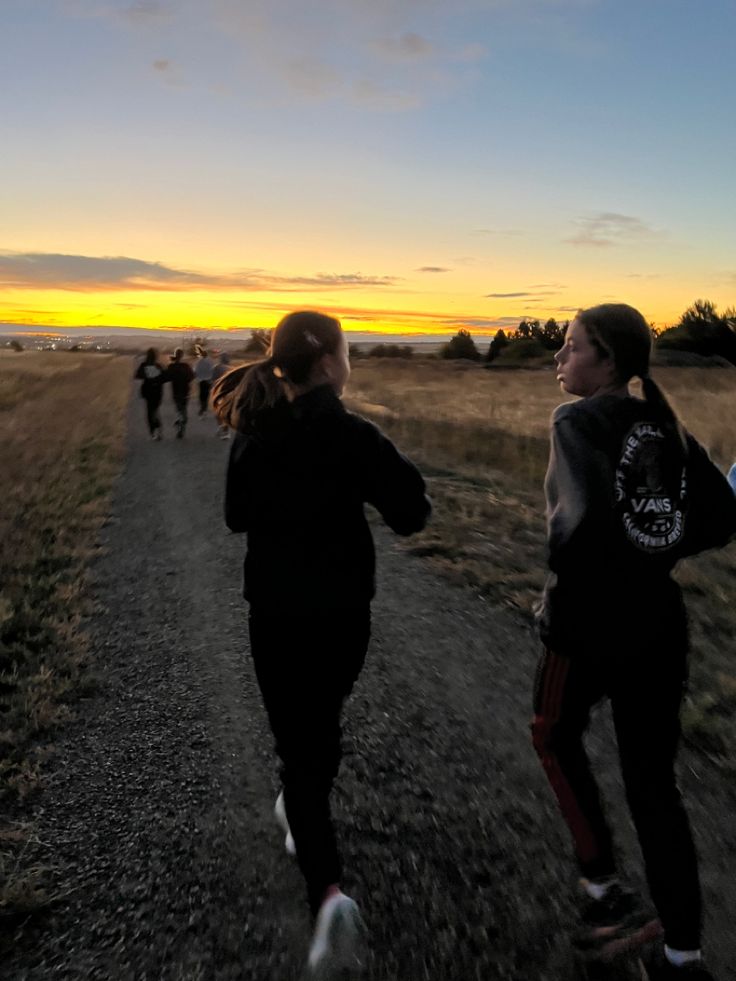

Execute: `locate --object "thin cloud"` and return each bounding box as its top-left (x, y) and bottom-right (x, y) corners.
top-left (352, 79), bottom-right (420, 111)
top-left (122, 1), bottom-right (171, 24)
top-left (416, 266), bottom-right (452, 273)
top-left (283, 58), bottom-right (342, 99)
top-left (371, 33), bottom-right (434, 60)
top-left (486, 291), bottom-right (529, 298)
top-left (152, 59), bottom-right (170, 72)
top-left (63, 1), bottom-right (174, 25)
top-left (485, 288), bottom-right (560, 298)
top-left (473, 228), bottom-right (524, 237)
top-left (0, 252), bottom-right (399, 293)
top-left (566, 212), bottom-right (657, 248)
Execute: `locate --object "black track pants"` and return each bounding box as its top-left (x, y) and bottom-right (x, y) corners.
top-left (144, 396), bottom-right (161, 435)
top-left (531, 646), bottom-right (702, 950)
top-left (249, 607), bottom-right (370, 914)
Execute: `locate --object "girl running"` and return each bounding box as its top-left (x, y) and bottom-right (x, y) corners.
top-left (532, 304), bottom-right (736, 980)
top-left (212, 310), bottom-right (430, 977)
top-left (134, 347), bottom-right (166, 440)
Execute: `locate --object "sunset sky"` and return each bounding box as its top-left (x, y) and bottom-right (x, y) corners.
top-left (2, 0), bottom-right (735, 336)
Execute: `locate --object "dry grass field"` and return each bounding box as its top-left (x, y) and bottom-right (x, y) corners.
top-left (1, 349), bottom-right (735, 931)
top-left (0, 351), bottom-right (130, 920)
top-left (345, 358), bottom-right (736, 761)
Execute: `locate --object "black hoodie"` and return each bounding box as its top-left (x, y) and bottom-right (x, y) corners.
top-left (538, 394), bottom-right (736, 656)
top-left (225, 385), bottom-right (431, 613)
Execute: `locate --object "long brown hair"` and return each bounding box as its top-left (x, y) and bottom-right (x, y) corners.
top-left (577, 303), bottom-right (687, 451)
top-left (212, 310), bottom-right (343, 432)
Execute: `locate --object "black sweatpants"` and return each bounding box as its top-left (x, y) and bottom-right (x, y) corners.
top-left (249, 607), bottom-right (370, 914)
top-left (531, 645), bottom-right (702, 950)
top-left (173, 395), bottom-right (188, 433)
top-left (198, 380), bottom-right (211, 415)
top-left (144, 395), bottom-right (162, 435)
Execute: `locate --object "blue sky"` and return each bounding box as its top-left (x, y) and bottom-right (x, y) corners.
top-left (2, 0), bottom-right (735, 333)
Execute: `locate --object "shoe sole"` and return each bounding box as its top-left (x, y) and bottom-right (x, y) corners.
top-left (579, 918), bottom-right (662, 964)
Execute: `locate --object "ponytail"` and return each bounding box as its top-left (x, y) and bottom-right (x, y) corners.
top-left (641, 374), bottom-right (688, 454)
top-left (211, 357), bottom-right (283, 432)
top-left (211, 310), bottom-right (344, 432)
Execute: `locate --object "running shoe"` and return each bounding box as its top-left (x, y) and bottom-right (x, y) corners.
top-left (307, 890), bottom-right (367, 979)
top-left (274, 790), bottom-right (296, 857)
top-left (645, 951), bottom-right (716, 981)
top-left (576, 881), bottom-right (661, 954)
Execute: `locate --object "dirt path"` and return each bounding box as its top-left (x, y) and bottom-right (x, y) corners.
top-left (5, 392), bottom-right (735, 981)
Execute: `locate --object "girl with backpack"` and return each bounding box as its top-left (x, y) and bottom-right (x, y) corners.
top-left (134, 347), bottom-right (166, 440)
top-left (212, 310), bottom-right (430, 977)
top-left (532, 304), bottom-right (736, 980)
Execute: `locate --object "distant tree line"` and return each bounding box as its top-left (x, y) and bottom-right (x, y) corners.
top-left (436, 300), bottom-right (736, 365)
top-left (656, 299), bottom-right (736, 364)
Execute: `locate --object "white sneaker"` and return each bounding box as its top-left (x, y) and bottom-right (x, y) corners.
top-left (274, 791), bottom-right (296, 856)
top-left (307, 891), bottom-right (367, 978)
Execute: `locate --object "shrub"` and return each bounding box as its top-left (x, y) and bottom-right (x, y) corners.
top-left (495, 337), bottom-right (550, 363)
top-left (439, 329), bottom-right (480, 361)
top-left (368, 343), bottom-right (414, 359)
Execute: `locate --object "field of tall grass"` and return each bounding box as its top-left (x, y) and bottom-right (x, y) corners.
top-left (346, 358), bottom-right (736, 761)
top-left (0, 351), bottom-right (130, 926)
top-left (1, 350), bottom-right (734, 931)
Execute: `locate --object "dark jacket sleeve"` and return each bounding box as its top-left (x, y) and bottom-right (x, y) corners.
top-left (546, 405), bottom-right (614, 574)
top-left (357, 419), bottom-right (431, 535)
top-left (224, 434), bottom-right (252, 533)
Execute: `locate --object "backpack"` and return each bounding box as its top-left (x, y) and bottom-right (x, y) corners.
top-left (614, 421), bottom-right (736, 559)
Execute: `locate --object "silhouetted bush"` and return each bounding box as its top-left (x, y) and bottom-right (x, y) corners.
top-left (439, 330), bottom-right (480, 361)
top-left (368, 344), bottom-right (414, 359)
top-left (496, 337), bottom-right (550, 363)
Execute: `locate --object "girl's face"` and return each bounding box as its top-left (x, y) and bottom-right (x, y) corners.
top-left (321, 333), bottom-right (351, 396)
top-left (554, 319), bottom-right (616, 398)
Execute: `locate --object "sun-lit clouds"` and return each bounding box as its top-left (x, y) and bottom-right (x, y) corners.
top-left (485, 284), bottom-right (562, 298)
top-left (0, 252), bottom-right (400, 293)
top-left (416, 266), bottom-right (452, 273)
top-left (0, 253), bottom-right (226, 292)
top-left (566, 212), bottom-right (659, 248)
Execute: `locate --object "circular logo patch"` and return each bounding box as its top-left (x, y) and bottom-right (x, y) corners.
top-left (614, 422), bottom-right (687, 552)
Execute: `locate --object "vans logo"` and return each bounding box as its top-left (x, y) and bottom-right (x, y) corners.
top-left (630, 497), bottom-right (673, 514)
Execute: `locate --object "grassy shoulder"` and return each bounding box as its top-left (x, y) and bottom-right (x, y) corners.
top-left (0, 352), bottom-right (130, 927)
top-left (347, 359), bottom-right (736, 761)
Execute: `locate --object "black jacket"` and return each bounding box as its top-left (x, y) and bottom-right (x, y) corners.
top-left (225, 385), bottom-right (431, 612)
top-left (539, 394), bottom-right (736, 655)
top-left (165, 360), bottom-right (194, 400)
top-left (134, 360), bottom-right (166, 400)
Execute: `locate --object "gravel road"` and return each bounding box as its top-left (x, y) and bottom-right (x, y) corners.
top-left (5, 391), bottom-right (735, 981)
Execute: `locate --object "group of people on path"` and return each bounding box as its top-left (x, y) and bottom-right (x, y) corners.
top-left (134, 345), bottom-right (231, 440)
top-left (136, 308), bottom-right (736, 981)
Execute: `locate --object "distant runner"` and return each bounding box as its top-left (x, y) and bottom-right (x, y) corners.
top-left (134, 347), bottom-right (166, 440)
top-left (193, 347), bottom-right (215, 417)
top-left (166, 348), bottom-right (195, 439)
